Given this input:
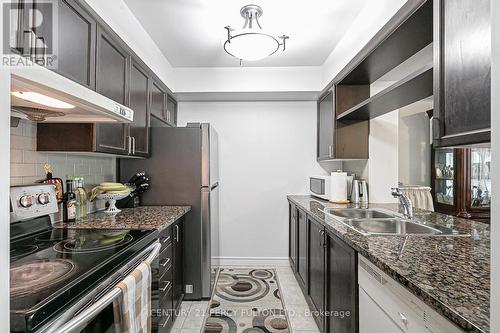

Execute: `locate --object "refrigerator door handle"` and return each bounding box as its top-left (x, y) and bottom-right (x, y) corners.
top-left (201, 187), bottom-right (211, 297)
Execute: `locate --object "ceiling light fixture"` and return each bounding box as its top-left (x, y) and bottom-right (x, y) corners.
top-left (11, 91), bottom-right (75, 109)
top-left (224, 4), bottom-right (289, 62)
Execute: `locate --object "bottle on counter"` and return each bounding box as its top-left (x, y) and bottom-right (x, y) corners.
top-left (77, 177), bottom-right (87, 218)
top-left (73, 177), bottom-right (81, 219)
top-left (63, 179), bottom-right (77, 222)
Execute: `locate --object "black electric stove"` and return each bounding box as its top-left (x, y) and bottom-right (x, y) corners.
top-left (9, 185), bottom-right (158, 332)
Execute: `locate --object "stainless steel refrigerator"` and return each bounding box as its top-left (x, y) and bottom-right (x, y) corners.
top-left (119, 123), bottom-right (219, 300)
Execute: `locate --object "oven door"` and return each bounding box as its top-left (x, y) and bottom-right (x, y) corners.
top-left (310, 177), bottom-right (327, 199)
top-left (40, 242), bottom-right (161, 333)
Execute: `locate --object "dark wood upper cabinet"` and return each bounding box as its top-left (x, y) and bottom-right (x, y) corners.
top-left (308, 217), bottom-right (325, 331)
top-left (326, 232), bottom-right (357, 333)
top-left (28, 0), bottom-right (96, 88)
top-left (95, 26), bottom-right (130, 155)
top-left (166, 95), bottom-right (178, 126)
top-left (317, 90), bottom-right (334, 160)
top-left (433, 0), bottom-right (491, 147)
top-left (150, 80), bottom-right (167, 122)
top-left (317, 87), bottom-right (369, 161)
top-left (129, 60), bottom-right (150, 157)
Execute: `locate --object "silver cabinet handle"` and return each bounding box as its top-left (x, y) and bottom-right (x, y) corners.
top-left (160, 280), bottom-right (171, 292)
top-left (161, 236), bottom-right (171, 244)
top-left (429, 116), bottom-right (434, 145)
top-left (132, 136), bottom-right (136, 155)
top-left (160, 315), bottom-right (171, 327)
top-left (329, 145), bottom-right (333, 158)
top-left (160, 258), bottom-right (171, 268)
top-left (126, 136), bottom-right (132, 155)
top-left (175, 225), bottom-right (179, 243)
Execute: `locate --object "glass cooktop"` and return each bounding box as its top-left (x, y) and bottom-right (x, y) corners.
top-left (10, 226), bottom-right (157, 332)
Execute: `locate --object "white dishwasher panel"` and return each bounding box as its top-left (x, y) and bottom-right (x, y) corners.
top-left (359, 286), bottom-right (404, 333)
top-left (358, 256), bottom-right (464, 333)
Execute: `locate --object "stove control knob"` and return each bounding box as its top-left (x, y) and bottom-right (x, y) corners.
top-left (38, 193), bottom-right (50, 205)
top-left (19, 195), bottom-right (33, 208)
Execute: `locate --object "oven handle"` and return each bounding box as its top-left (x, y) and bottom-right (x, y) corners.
top-left (47, 241), bottom-right (161, 333)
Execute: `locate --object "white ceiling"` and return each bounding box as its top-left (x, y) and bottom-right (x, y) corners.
top-left (124, 0), bottom-right (368, 68)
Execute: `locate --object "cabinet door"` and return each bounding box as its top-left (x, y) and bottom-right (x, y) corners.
top-left (150, 80), bottom-right (167, 122)
top-left (32, 0), bottom-right (96, 88)
top-left (129, 60), bottom-right (150, 157)
top-left (297, 209), bottom-right (308, 289)
top-left (308, 218), bottom-right (325, 330)
top-left (433, 0), bottom-right (491, 146)
top-left (166, 95), bottom-right (177, 126)
top-left (95, 26), bottom-right (130, 155)
top-left (172, 221), bottom-right (184, 310)
top-left (327, 233), bottom-right (357, 333)
top-left (8, 0), bottom-right (31, 55)
top-left (317, 90), bottom-right (334, 160)
top-left (289, 203), bottom-right (298, 271)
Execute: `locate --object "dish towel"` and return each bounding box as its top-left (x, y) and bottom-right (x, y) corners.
top-left (399, 186), bottom-right (434, 212)
top-left (113, 262), bottom-right (152, 333)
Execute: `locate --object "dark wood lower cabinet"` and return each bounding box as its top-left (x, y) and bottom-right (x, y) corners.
top-left (153, 218), bottom-right (184, 333)
top-left (289, 203), bottom-right (298, 271)
top-left (288, 201), bottom-right (358, 333)
top-left (326, 232), bottom-right (358, 333)
top-left (297, 208), bottom-right (308, 289)
top-left (308, 217), bottom-right (326, 330)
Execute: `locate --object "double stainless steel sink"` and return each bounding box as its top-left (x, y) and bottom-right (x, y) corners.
top-left (324, 208), bottom-right (466, 236)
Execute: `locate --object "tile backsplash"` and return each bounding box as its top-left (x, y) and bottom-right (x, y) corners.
top-left (10, 119), bottom-right (117, 213)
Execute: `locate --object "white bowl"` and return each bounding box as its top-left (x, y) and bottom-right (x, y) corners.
top-left (96, 192), bottom-right (130, 214)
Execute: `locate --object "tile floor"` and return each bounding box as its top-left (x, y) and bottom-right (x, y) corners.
top-left (170, 265), bottom-right (320, 333)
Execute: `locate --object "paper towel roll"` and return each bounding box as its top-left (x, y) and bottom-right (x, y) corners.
top-left (330, 171), bottom-right (347, 202)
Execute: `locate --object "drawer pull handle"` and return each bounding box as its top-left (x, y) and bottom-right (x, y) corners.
top-left (161, 236), bottom-right (171, 244)
top-left (160, 258), bottom-right (171, 268)
top-left (160, 280), bottom-right (171, 292)
top-left (160, 314), bottom-right (171, 327)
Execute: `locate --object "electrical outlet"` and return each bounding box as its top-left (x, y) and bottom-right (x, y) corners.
top-left (185, 285), bottom-right (193, 294)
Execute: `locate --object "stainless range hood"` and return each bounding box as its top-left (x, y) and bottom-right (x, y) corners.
top-left (10, 60), bottom-right (134, 123)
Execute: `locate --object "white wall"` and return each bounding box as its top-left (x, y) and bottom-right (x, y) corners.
top-left (178, 101), bottom-right (326, 262)
top-left (491, 0), bottom-right (499, 330)
top-left (369, 111), bottom-right (399, 203)
top-left (398, 110), bottom-right (431, 186)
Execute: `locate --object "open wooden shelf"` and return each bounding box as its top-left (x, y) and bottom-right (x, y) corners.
top-left (337, 64), bottom-right (433, 121)
top-left (339, 0), bottom-right (432, 85)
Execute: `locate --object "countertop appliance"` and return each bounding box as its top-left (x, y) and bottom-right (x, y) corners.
top-left (9, 184), bottom-right (158, 332)
top-left (352, 179), bottom-right (369, 204)
top-left (358, 256), bottom-right (462, 333)
top-left (309, 175), bottom-right (332, 200)
top-left (11, 59), bottom-right (134, 123)
top-left (120, 123), bottom-right (219, 300)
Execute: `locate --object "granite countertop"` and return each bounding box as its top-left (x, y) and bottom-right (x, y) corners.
top-left (287, 195), bottom-right (490, 333)
top-left (54, 206), bottom-right (191, 232)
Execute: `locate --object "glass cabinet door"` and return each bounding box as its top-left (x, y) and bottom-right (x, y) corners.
top-left (434, 149), bottom-right (455, 206)
top-left (470, 148), bottom-right (491, 208)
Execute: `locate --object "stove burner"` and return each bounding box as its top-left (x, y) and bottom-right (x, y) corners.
top-left (53, 233), bottom-right (134, 254)
top-left (10, 259), bottom-right (76, 297)
top-left (10, 245), bottom-right (39, 261)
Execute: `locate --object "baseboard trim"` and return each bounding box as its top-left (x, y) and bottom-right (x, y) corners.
top-left (213, 257), bottom-right (289, 267)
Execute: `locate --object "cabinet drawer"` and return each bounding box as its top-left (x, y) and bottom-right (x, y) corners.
top-left (159, 226), bottom-right (172, 250)
top-left (159, 243), bottom-right (172, 275)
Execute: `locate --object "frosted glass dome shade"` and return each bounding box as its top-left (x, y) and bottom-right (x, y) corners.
top-left (224, 32), bottom-right (280, 61)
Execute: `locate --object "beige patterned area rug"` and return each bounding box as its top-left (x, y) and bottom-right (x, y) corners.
top-left (203, 268), bottom-right (290, 333)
